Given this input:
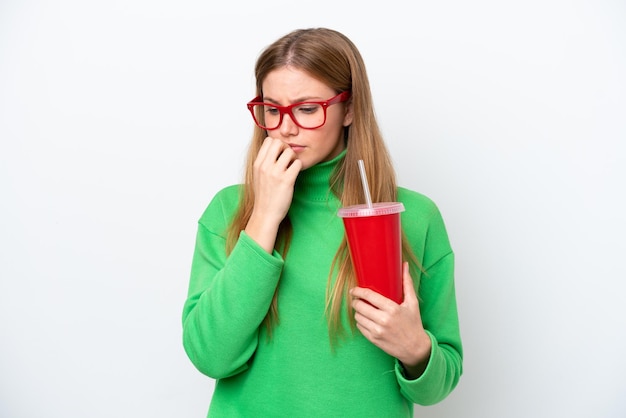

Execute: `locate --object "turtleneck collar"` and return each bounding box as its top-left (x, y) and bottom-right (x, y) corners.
top-left (294, 150), bottom-right (346, 202)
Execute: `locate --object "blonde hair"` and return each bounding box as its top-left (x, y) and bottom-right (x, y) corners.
top-left (226, 28), bottom-right (419, 343)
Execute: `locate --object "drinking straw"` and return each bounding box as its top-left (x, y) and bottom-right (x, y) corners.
top-left (358, 159), bottom-right (373, 208)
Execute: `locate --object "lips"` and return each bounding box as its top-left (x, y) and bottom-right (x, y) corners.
top-left (288, 144), bottom-right (305, 152)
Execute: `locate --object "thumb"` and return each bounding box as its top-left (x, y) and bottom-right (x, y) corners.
top-left (402, 262), bottom-right (418, 304)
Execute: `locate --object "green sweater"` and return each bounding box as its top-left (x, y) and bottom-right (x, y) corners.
top-left (182, 152), bottom-right (463, 417)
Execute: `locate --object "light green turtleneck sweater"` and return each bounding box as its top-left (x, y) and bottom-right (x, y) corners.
top-left (182, 151), bottom-right (463, 417)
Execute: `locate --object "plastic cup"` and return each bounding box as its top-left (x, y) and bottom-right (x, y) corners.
top-left (337, 202), bottom-right (405, 304)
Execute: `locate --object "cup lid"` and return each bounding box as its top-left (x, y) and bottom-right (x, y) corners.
top-left (337, 202), bottom-right (405, 218)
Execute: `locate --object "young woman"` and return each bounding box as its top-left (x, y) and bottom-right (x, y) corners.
top-left (182, 27), bottom-right (463, 417)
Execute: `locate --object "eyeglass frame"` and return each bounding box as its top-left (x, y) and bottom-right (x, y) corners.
top-left (246, 91), bottom-right (351, 130)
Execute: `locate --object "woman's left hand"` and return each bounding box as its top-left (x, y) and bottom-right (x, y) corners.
top-left (350, 262), bottom-right (432, 379)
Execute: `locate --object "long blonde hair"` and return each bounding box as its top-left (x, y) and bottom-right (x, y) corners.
top-left (226, 28), bottom-right (418, 342)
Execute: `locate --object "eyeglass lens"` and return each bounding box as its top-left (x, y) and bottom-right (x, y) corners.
top-left (253, 103), bottom-right (325, 129)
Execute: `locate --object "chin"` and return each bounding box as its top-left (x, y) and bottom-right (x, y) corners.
top-left (302, 155), bottom-right (328, 170)
top-left (299, 161), bottom-right (314, 171)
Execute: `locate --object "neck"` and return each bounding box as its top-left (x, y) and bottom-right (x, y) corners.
top-left (294, 150), bottom-right (346, 202)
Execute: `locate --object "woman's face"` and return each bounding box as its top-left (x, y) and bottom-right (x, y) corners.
top-left (261, 66), bottom-right (353, 170)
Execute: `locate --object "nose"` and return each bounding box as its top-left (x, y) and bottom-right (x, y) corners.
top-left (278, 112), bottom-right (299, 136)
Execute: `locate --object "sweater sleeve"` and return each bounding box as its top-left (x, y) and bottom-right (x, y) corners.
top-left (182, 189), bottom-right (284, 379)
top-left (395, 193), bottom-right (463, 405)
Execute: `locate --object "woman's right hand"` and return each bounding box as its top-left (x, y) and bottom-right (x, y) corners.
top-left (245, 137), bottom-right (302, 253)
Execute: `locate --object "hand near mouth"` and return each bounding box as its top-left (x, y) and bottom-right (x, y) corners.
top-left (245, 137), bottom-right (303, 253)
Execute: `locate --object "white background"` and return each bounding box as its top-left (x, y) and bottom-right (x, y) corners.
top-left (1, 1), bottom-right (625, 417)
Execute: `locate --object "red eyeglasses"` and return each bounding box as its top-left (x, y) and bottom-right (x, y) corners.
top-left (247, 91), bottom-right (351, 130)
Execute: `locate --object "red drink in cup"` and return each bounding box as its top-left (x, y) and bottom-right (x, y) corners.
top-left (338, 202), bottom-right (405, 304)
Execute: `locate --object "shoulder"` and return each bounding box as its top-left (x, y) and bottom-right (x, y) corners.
top-left (397, 187), bottom-right (453, 263)
top-left (198, 184), bottom-right (243, 227)
top-left (397, 187), bottom-right (441, 219)
top-left (397, 186), bottom-right (449, 236)
top-left (212, 184), bottom-right (243, 204)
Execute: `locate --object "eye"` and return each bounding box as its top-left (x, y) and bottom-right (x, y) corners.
top-left (265, 106), bottom-right (280, 116)
top-left (294, 104), bottom-right (321, 115)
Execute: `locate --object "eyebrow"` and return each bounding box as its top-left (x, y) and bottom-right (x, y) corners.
top-left (262, 96), bottom-right (323, 105)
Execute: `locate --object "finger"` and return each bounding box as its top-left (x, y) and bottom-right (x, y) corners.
top-left (286, 157), bottom-right (303, 176)
top-left (257, 137), bottom-right (286, 165)
top-left (351, 293), bottom-right (380, 316)
top-left (267, 137), bottom-right (290, 161)
top-left (401, 262), bottom-right (418, 302)
top-left (351, 286), bottom-right (393, 310)
top-left (255, 137), bottom-right (273, 163)
top-left (275, 145), bottom-right (297, 168)
top-left (264, 144), bottom-right (300, 184)
top-left (402, 261), bottom-right (418, 305)
top-left (256, 140), bottom-right (293, 180)
top-left (353, 310), bottom-right (378, 335)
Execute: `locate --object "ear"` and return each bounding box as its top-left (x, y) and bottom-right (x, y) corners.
top-left (342, 100), bottom-right (354, 127)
